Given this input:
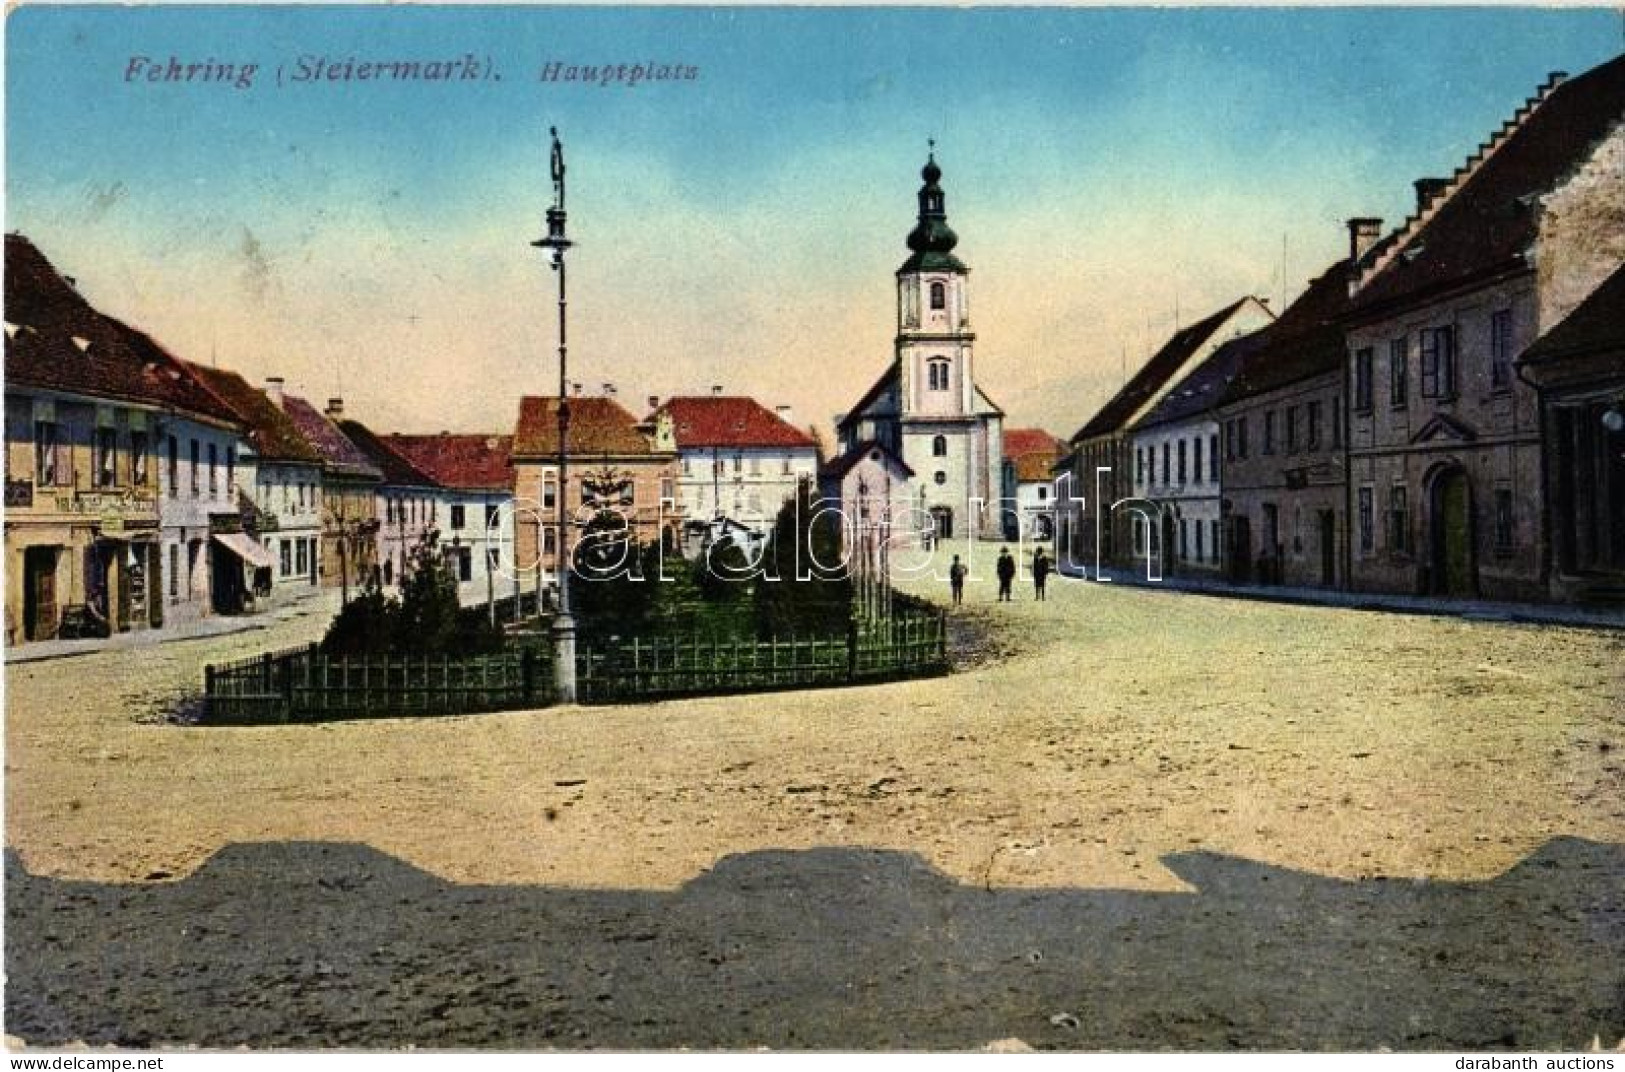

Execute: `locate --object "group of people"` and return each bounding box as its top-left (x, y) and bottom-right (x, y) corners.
top-left (947, 546), bottom-right (1052, 605)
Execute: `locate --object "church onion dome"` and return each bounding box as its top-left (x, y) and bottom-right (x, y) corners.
top-left (901, 149), bottom-right (967, 275)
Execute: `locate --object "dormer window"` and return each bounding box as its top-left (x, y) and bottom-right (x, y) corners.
top-left (929, 282), bottom-right (946, 310)
top-left (927, 358), bottom-right (950, 391)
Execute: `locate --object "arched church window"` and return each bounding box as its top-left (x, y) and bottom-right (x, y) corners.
top-left (932, 435), bottom-right (947, 457)
top-left (928, 358), bottom-right (950, 391)
top-left (929, 282), bottom-right (946, 310)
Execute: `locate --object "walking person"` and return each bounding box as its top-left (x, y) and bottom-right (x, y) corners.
top-left (1033, 548), bottom-right (1051, 601)
top-left (948, 554), bottom-right (967, 606)
top-left (996, 546), bottom-right (1016, 602)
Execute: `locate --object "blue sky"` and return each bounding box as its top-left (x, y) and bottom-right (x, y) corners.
top-left (6, 7), bottom-right (1620, 438)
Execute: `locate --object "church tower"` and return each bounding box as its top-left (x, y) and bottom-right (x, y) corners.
top-left (896, 149), bottom-right (976, 420)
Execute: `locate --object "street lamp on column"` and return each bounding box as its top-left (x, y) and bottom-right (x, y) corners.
top-left (532, 125), bottom-right (577, 703)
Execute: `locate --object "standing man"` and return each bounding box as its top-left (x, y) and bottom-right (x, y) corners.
top-left (996, 546), bottom-right (1016, 602)
top-left (949, 554), bottom-right (967, 606)
top-left (1033, 548), bottom-right (1051, 601)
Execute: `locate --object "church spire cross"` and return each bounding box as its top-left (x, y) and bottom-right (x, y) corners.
top-left (902, 142), bottom-right (960, 271)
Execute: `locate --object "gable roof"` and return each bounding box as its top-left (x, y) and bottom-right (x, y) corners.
top-left (337, 418), bottom-right (441, 488)
top-left (651, 396), bottom-right (816, 450)
top-left (820, 439), bottom-right (915, 482)
top-left (1222, 259), bottom-right (1357, 404)
top-left (280, 395), bottom-right (382, 481)
top-left (1353, 56), bottom-right (1625, 313)
top-left (1519, 261), bottom-right (1625, 367)
top-left (387, 434), bottom-right (517, 492)
top-left (837, 363), bottom-right (901, 432)
top-left (513, 395), bottom-right (662, 459)
top-left (1003, 427), bottom-right (1066, 483)
top-left (1069, 297), bottom-right (1263, 442)
top-left (4, 233), bottom-right (240, 426)
top-left (185, 364), bottom-right (324, 465)
top-left (1131, 331), bottom-right (1266, 432)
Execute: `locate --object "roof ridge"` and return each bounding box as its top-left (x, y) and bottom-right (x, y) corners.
top-left (1355, 69), bottom-right (1569, 293)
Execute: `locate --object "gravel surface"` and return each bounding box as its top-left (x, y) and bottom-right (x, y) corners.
top-left (6, 543), bottom-right (1624, 1049)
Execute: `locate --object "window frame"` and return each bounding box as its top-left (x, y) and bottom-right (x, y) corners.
top-left (1419, 325), bottom-right (1456, 400)
top-left (1353, 348), bottom-right (1374, 413)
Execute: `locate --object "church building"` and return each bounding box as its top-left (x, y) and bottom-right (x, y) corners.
top-left (833, 149), bottom-right (1005, 542)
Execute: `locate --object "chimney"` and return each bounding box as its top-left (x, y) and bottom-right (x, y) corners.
top-left (647, 395), bottom-right (660, 411)
top-left (602, 381), bottom-right (616, 397)
top-left (571, 381), bottom-right (583, 396)
top-left (775, 404), bottom-right (795, 425)
top-left (1346, 218), bottom-right (1383, 263)
top-left (325, 397), bottom-right (344, 419)
top-left (1413, 178), bottom-right (1448, 214)
top-left (711, 384), bottom-right (723, 397)
top-left (264, 376), bottom-right (285, 409)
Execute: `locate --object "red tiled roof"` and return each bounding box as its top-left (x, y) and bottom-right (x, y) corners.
top-left (337, 418), bottom-right (441, 488)
top-left (4, 234), bottom-right (240, 426)
top-left (280, 395), bottom-right (382, 481)
top-left (1069, 298), bottom-right (1261, 443)
top-left (1003, 427), bottom-right (1066, 483)
top-left (512, 395), bottom-right (661, 458)
top-left (651, 396), bottom-right (816, 450)
top-left (1353, 56), bottom-right (1625, 314)
top-left (185, 364), bottom-right (324, 465)
top-left (387, 434), bottom-right (516, 492)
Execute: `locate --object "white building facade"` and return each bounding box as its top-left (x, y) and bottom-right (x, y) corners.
top-left (837, 151), bottom-right (1004, 543)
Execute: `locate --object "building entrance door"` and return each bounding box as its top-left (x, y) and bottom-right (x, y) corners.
top-left (23, 545), bottom-right (59, 641)
top-left (1231, 517), bottom-right (1252, 583)
top-left (1431, 469), bottom-right (1476, 596)
top-left (1318, 510), bottom-right (1336, 587)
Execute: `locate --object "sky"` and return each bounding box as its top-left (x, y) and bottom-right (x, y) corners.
top-left (6, 6), bottom-right (1621, 442)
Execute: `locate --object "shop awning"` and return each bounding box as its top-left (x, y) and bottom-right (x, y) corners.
top-left (213, 531), bottom-right (275, 570)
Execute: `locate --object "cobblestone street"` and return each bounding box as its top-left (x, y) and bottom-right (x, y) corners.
top-left (6, 544), bottom-right (1624, 1048)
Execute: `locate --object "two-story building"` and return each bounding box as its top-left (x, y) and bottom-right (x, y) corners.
top-left (648, 393), bottom-right (818, 553)
top-left (186, 367), bottom-right (320, 607)
top-left (336, 416), bottom-right (446, 589)
top-left (1345, 60), bottom-right (1625, 599)
top-left (4, 233), bottom-right (242, 641)
top-left (1218, 254), bottom-right (1357, 587)
top-left (1055, 297), bottom-right (1272, 576)
top-left (511, 393), bottom-right (680, 588)
top-left (1000, 428), bottom-right (1065, 542)
top-left (1127, 332), bottom-right (1259, 578)
top-left (280, 394), bottom-right (382, 596)
top-left (387, 433), bottom-right (518, 605)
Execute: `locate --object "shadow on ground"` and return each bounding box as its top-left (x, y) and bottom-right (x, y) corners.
top-left (7, 839), bottom-right (1623, 1050)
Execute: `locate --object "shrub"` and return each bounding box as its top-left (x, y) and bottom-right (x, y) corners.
top-left (753, 481), bottom-right (852, 638)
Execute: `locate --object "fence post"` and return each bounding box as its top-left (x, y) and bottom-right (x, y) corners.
top-left (939, 610), bottom-right (948, 665)
top-left (278, 653), bottom-right (293, 719)
top-left (846, 618), bottom-right (859, 682)
top-left (204, 664), bottom-right (216, 723)
top-left (521, 647), bottom-right (535, 706)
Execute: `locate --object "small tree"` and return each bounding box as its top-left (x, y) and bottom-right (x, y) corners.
top-left (320, 573), bottom-right (398, 655)
top-left (695, 534), bottom-right (752, 604)
top-left (394, 529), bottom-right (461, 654)
top-left (754, 480), bottom-right (852, 638)
top-left (570, 510), bottom-right (658, 638)
top-left (319, 529), bottom-right (505, 656)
